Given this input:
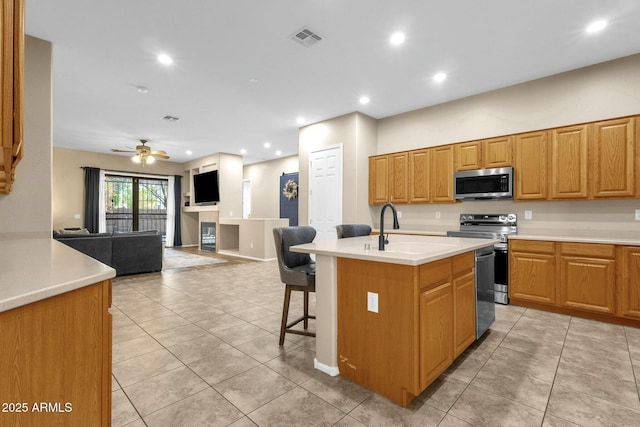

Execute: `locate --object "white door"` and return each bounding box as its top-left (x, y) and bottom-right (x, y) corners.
top-left (309, 145), bottom-right (343, 242)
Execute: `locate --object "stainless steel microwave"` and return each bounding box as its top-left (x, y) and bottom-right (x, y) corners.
top-left (454, 167), bottom-right (514, 200)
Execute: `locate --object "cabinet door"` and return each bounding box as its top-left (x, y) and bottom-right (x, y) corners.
top-left (409, 149), bottom-right (430, 203)
top-left (388, 152), bottom-right (409, 203)
top-left (550, 125), bottom-right (588, 199)
top-left (454, 141), bottom-right (481, 171)
top-left (591, 117), bottom-right (636, 198)
top-left (368, 155), bottom-right (388, 204)
top-left (618, 246), bottom-right (640, 319)
top-left (482, 136), bottom-right (513, 168)
top-left (430, 145), bottom-right (455, 203)
top-left (509, 242), bottom-right (556, 305)
top-left (420, 282), bottom-right (453, 390)
top-left (514, 131), bottom-right (548, 200)
top-left (560, 256), bottom-right (616, 314)
top-left (453, 270), bottom-right (475, 357)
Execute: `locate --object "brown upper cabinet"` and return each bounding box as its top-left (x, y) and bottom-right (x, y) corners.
top-left (514, 130), bottom-right (549, 200)
top-left (368, 155), bottom-right (389, 204)
top-left (550, 124), bottom-right (589, 199)
top-left (409, 149), bottom-right (430, 203)
top-left (388, 152), bottom-right (409, 203)
top-left (591, 117), bottom-right (637, 198)
top-left (0, 0), bottom-right (24, 194)
top-left (454, 136), bottom-right (513, 171)
top-left (430, 145), bottom-right (455, 203)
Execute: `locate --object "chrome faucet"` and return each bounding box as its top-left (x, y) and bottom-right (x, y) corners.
top-left (378, 202), bottom-right (400, 251)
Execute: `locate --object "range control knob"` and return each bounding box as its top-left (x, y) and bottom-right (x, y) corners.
top-left (507, 214), bottom-right (517, 222)
top-left (499, 215), bottom-right (506, 221)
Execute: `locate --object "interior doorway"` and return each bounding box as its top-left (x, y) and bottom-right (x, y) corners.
top-left (308, 145), bottom-right (343, 242)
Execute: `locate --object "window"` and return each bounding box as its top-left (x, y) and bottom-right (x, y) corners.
top-left (104, 175), bottom-right (168, 239)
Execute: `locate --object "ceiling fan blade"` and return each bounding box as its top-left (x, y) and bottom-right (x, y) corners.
top-left (151, 154), bottom-right (170, 159)
top-left (111, 149), bottom-right (136, 153)
top-left (150, 150), bottom-right (167, 155)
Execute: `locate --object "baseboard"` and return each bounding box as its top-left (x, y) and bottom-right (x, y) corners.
top-left (217, 250), bottom-right (276, 262)
top-left (314, 358), bottom-right (339, 376)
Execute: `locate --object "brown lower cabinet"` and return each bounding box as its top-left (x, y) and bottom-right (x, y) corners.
top-left (0, 280), bottom-right (112, 427)
top-left (337, 252), bottom-right (475, 407)
top-left (510, 239), bottom-right (640, 327)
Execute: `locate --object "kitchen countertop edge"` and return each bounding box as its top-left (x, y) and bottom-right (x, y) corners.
top-left (511, 232), bottom-right (640, 246)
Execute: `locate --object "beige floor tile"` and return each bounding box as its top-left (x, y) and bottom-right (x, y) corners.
top-left (248, 387), bottom-right (346, 427)
top-left (449, 384), bottom-right (544, 427)
top-left (188, 346), bottom-right (260, 385)
top-left (150, 323), bottom-right (209, 347)
top-left (542, 414), bottom-right (581, 427)
top-left (112, 322), bottom-right (148, 344)
top-left (442, 352), bottom-right (486, 384)
top-left (418, 376), bottom-right (468, 412)
top-left (166, 334), bottom-right (232, 364)
top-left (196, 313), bottom-right (247, 334)
top-left (178, 305), bottom-right (226, 323)
top-left (137, 313), bottom-right (192, 334)
top-left (143, 388), bottom-right (243, 427)
top-left (235, 333), bottom-right (299, 363)
top-left (464, 329), bottom-right (506, 361)
top-left (436, 414), bottom-right (475, 427)
top-left (333, 415), bottom-right (367, 427)
top-left (265, 346), bottom-right (320, 385)
top-left (111, 389), bottom-right (140, 427)
top-left (349, 392), bottom-right (446, 427)
top-left (212, 322), bottom-right (272, 347)
top-left (214, 365), bottom-right (297, 413)
top-left (123, 366), bottom-right (209, 416)
top-left (547, 385), bottom-right (640, 426)
top-left (227, 416), bottom-right (258, 427)
top-left (300, 372), bottom-right (372, 413)
top-left (112, 334), bottom-right (163, 364)
top-left (113, 348), bottom-right (184, 387)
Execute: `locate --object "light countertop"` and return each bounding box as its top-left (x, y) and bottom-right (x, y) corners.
top-left (291, 234), bottom-right (498, 266)
top-left (511, 229), bottom-right (640, 246)
top-left (0, 237), bottom-right (116, 312)
top-left (372, 227), bottom-right (449, 236)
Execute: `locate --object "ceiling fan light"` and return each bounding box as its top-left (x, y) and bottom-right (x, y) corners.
top-left (146, 155), bottom-right (155, 164)
top-left (132, 154), bottom-right (141, 163)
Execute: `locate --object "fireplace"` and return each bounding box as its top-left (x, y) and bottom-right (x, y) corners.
top-left (201, 222), bottom-right (216, 252)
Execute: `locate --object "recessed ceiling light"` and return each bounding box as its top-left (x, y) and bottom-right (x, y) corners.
top-left (586, 20), bottom-right (607, 33)
top-left (297, 117), bottom-right (306, 125)
top-left (157, 54), bottom-right (173, 65)
top-left (136, 85), bottom-right (149, 94)
top-left (240, 148), bottom-right (247, 154)
top-left (390, 32), bottom-right (405, 45)
top-left (186, 150), bottom-right (192, 155)
top-left (359, 96), bottom-right (370, 105)
top-left (264, 142), bottom-right (271, 148)
top-left (433, 72), bottom-right (447, 83)
top-left (249, 78), bottom-right (258, 84)
top-left (276, 150), bottom-right (282, 156)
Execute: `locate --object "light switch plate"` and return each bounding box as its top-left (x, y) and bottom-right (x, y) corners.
top-left (367, 292), bottom-right (379, 313)
top-left (524, 210), bottom-right (533, 220)
top-left (635, 209), bottom-right (640, 221)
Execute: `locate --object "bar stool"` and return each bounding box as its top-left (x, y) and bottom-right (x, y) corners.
top-left (336, 224), bottom-right (372, 238)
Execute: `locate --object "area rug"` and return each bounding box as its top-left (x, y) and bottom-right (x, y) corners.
top-left (162, 248), bottom-right (227, 270)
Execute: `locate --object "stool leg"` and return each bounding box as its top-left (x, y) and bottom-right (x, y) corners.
top-left (279, 286), bottom-right (292, 346)
top-left (303, 290), bottom-right (309, 329)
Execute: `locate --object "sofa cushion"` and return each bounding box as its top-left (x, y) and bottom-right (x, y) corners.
top-left (111, 232), bottom-right (163, 276)
top-left (54, 234), bottom-right (113, 266)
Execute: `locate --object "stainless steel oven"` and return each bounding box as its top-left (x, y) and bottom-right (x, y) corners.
top-left (447, 213), bottom-right (517, 304)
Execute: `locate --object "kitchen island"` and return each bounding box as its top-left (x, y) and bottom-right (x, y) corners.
top-left (291, 234), bottom-right (497, 406)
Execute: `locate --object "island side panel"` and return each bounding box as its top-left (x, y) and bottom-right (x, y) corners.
top-left (0, 280), bottom-right (112, 427)
top-left (314, 254), bottom-right (339, 374)
top-left (337, 258), bottom-right (420, 406)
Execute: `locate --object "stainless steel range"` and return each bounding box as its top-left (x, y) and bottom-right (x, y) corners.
top-left (446, 213), bottom-right (517, 304)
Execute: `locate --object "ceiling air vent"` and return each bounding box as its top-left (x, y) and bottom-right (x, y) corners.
top-left (291, 27), bottom-right (323, 47)
top-left (162, 115), bottom-right (181, 123)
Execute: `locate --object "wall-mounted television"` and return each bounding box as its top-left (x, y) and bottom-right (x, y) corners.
top-left (193, 170), bottom-right (220, 205)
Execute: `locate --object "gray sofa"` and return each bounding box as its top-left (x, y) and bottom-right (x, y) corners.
top-left (54, 230), bottom-right (163, 276)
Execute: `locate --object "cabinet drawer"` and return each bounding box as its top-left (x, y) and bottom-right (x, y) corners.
top-left (452, 252), bottom-right (474, 277)
top-left (560, 242), bottom-right (615, 258)
top-left (419, 258), bottom-right (450, 291)
top-left (510, 239), bottom-right (555, 254)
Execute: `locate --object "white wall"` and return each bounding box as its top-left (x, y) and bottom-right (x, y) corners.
top-left (243, 155), bottom-right (298, 219)
top-left (0, 36), bottom-right (52, 235)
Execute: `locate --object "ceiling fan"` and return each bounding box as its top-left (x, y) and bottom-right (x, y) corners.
top-left (111, 139), bottom-right (170, 164)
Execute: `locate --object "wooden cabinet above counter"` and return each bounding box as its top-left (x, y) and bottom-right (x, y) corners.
top-left (369, 114), bottom-right (640, 205)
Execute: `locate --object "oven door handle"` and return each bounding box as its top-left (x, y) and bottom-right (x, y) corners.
top-left (475, 252), bottom-right (496, 262)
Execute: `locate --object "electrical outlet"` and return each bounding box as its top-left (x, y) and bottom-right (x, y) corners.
top-left (524, 210), bottom-right (533, 220)
top-left (250, 242), bottom-right (254, 249)
top-left (435, 211), bottom-right (441, 219)
top-left (73, 213), bottom-right (81, 219)
top-left (367, 292), bottom-right (379, 313)
top-left (397, 211), bottom-right (402, 219)
top-left (635, 209), bottom-right (640, 221)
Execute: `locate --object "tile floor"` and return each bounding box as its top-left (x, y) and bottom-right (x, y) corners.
top-left (111, 248), bottom-right (640, 427)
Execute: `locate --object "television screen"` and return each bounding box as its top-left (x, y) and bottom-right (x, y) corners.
top-left (193, 170), bottom-right (220, 204)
